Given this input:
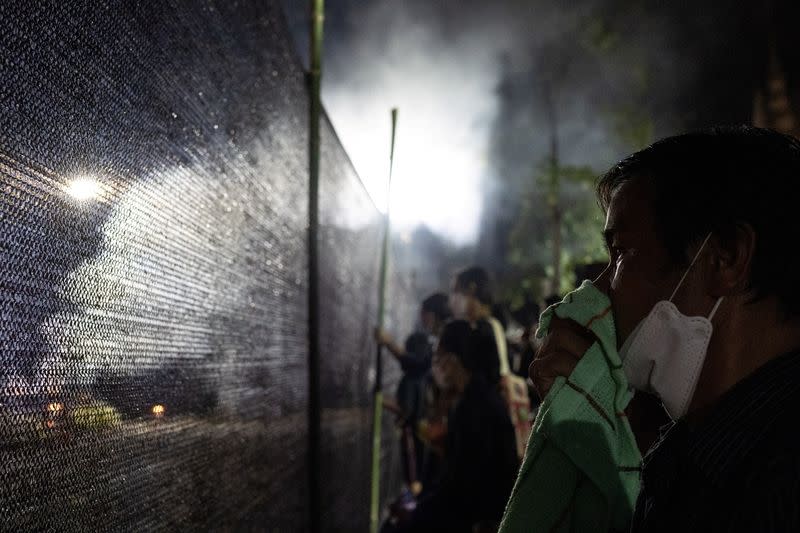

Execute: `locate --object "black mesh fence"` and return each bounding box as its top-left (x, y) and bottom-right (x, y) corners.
top-left (0, 1), bottom-right (413, 530)
top-left (318, 121), bottom-right (413, 532)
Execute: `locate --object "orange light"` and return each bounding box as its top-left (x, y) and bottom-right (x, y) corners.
top-left (46, 420), bottom-right (55, 429)
top-left (152, 404), bottom-right (165, 416)
top-left (48, 402), bottom-right (63, 412)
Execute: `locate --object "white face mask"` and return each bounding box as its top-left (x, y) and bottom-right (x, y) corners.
top-left (619, 233), bottom-right (724, 420)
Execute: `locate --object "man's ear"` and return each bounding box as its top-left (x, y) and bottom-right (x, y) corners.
top-left (710, 223), bottom-right (756, 296)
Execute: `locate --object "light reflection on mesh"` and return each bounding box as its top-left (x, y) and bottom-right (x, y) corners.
top-left (0, 1), bottom-right (413, 530)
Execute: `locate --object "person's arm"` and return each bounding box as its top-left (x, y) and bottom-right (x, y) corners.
top-left (398, 333), bottom-right (432, 375)
top-left (374, 327), bottom-right (406, 359)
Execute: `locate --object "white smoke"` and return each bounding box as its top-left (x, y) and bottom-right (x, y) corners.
top-left (281, 0), bottom-right (696, 248)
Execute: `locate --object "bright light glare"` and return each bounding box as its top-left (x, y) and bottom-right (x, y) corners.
top-left (152, 404), bottom-right (165, 417)
top-left (67, 178), bottom-right (101, 201)
top-left (327, 102), bottom-right (486, 244)
top-left (322, 32), bottom-right (497, 244)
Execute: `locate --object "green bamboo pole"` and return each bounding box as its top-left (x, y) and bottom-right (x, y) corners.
top-left (370, 108), bottom-right (398, 533)
top-left (308, 1), bottom-right (324, 532)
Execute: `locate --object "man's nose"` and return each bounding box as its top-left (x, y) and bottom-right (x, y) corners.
top-left (593, 262), bottom-right (612, 295)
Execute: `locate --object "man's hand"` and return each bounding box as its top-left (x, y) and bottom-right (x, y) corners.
top-left (373, 327), bottom-right (393, 347)
top-left (529, 316), bottom-right (595, 399)
top-left (374, 327), bottom-right (406, 359)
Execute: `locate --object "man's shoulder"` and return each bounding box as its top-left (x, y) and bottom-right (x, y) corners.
top-left (732, 392), bottom-right (800, 486)
top-left (751, 408), bottom-right (800, 468)
top-left (727, 444), bottom-right (800, 530)
top-left (693, 351), bottom-right (800, 485)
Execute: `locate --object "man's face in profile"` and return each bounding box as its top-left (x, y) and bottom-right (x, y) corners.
top-left (602, 178), bottom-right (682, 347)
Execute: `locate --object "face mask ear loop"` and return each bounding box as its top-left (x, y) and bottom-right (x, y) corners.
top-left (669, 232), bottom-right (714, 302)
top-left (708, 297), bottom-right (724, 321)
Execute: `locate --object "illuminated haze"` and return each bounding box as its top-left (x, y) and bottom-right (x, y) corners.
top-left (285, 1), bottom-right (536, 244)
top-left (320, 3), bottom-right (520, 244)
top-left (284, 0), bottom-right (645, 245)
top-left (283, 0), bottom-right (755, 245)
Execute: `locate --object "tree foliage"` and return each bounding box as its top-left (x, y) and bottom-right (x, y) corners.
top-left (506, 160), bottom-right (606, 302)
top-left (487, 0), bottom-right (660, 304)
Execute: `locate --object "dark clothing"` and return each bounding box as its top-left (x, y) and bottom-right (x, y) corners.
top-left (396, 332), bottom-right (434, 422)
top-left (400, 332), bottom-right (435, 377)
top-left (397, 332), bottom-right (435, 486)
top-left (513, 343), bottom-right (534, 379)
top-left (401, 377), bottom-right (520, 532)
top-left (631, 350), bottom-right (800, 532)
top-left (473, 319), bottom-right (502, 384)
top-left (416, 372), bottom-right (444, 493)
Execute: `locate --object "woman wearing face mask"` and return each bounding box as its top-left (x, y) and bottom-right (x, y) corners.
top-left (386, 320), bottom-right (519, 533)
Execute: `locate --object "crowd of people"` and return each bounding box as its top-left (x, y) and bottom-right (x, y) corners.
top-left (376, 126), bottom-right (800, 532)
top-left (377, 266), bottom-right (549, 532)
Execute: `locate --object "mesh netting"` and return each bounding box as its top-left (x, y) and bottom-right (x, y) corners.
top-left (0, 1), bottom-right (412, 530)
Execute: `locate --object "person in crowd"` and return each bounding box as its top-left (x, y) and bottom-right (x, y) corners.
top-left (509, 299), bottom-right (541, 379)
top-left (450, 266), bottom-right (492, 322)
top-left (491, 302), bottom-right (509, 331)
top-left (375, 293), bottom-right (452, 489)
top-left (510, 300), bottom-right (542, 411)
top-left (387, 320), bottom-right (519, 532)
top-left (451, 266), bottom-right (532, 459)
top-left (531, 126), bottom-right (800, 531)
top-left (450, 266), bottom-right (509, 368)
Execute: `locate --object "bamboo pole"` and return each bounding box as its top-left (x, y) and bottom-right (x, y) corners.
top-left (370, 108), bottom-right (398, 533)
top-left (308, 1), bottom-right (324, 532)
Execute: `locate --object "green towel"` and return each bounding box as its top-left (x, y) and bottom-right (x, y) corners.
top-left (498, 281), bottom-right (642, 533)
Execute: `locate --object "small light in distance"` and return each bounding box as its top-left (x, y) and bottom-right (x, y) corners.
top-left (67, 178), bottom-right (101, 201)
top-left (152, 404), bottom-right (165, 417)
top-left (47, 402), bottom-right (63, 412)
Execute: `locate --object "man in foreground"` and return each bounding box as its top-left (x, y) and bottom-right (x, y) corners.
top-left (530, 126), bottom-right (800, 531)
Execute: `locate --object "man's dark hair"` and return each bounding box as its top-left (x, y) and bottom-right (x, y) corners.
top-left (597, 126), bottom-right (800, 318)
top-left (454, 266), bottom-right (493, 306)
top-left (439, 319), bottom-right (500, 384)
top-left (421, 292), bottom-right (451, 322)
